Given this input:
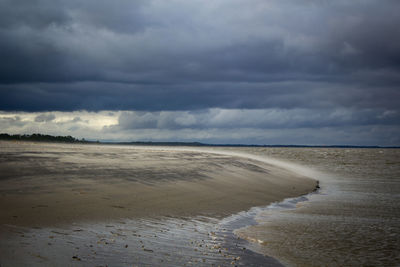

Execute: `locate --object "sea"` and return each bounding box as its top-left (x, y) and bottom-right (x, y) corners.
top-left (227, 147), bottom-right (400, 266)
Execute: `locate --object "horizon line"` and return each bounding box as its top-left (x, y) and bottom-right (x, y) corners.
top-left (1, 133), bottom-right (398, 149)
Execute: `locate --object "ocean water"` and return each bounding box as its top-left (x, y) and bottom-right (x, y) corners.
top-left (230, 147), bottom-right (400, 266)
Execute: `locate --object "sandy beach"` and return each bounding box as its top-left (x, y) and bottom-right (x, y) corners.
top-left (0, 141), bottom-right (317, 266)
top-left (0, 141), bottom-right (317, 226)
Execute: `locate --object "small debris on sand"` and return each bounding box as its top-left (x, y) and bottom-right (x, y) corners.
top-left (32, 254), bottom-right (48, 261)
top-left (51, 230), bottom-right (69, 236)
top-left (72, 255), bottom-right (81, 261)
top-left (111, 205), bottom-right (125, 209)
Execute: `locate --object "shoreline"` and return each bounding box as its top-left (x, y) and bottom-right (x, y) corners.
top-left (0, 192), bottom-right (321, 266)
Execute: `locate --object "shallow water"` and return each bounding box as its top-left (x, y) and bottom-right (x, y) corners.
top-left (0, 215), bottom-right (282, 266)
top-left (231, 148), bottom-right (400, 266)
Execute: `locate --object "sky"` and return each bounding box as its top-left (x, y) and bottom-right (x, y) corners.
top-left (1, 0), bottom-right (399, 145)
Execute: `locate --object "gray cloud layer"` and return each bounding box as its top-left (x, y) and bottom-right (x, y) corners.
top-left (116, 108), bottom-right (400, 130)
top-left (0, 0), bottom-right (399, 145)
top-left (1, 109), bottom-right (399, 146)
top-left (1, 0), bottom-right (399, 110)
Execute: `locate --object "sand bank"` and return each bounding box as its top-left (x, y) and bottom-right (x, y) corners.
top-left (0, 141), bottom-right (317, 227)
top-left (0, 142), bottom-right (320, 266)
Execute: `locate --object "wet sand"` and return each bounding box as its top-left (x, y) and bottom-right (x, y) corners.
top-left (0, 141), bottom-right (317, 266)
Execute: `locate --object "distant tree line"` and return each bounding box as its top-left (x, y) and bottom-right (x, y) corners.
top-left (0, 133), bottom-right (88, 143)
top-left (0, 133), bottom-right (392, 148)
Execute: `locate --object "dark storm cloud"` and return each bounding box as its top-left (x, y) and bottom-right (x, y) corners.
top-left (1, 80), bottom-right (399, 114)
top-left (1, 0), bottom-right (399, 110)
top-left (116, 108), bottom-right (400, 131)
top-left (0, 0), bottom-right (400, 145)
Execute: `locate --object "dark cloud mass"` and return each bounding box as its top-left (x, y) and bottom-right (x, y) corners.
top-left (0, 0), bottom-right (399, 145)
